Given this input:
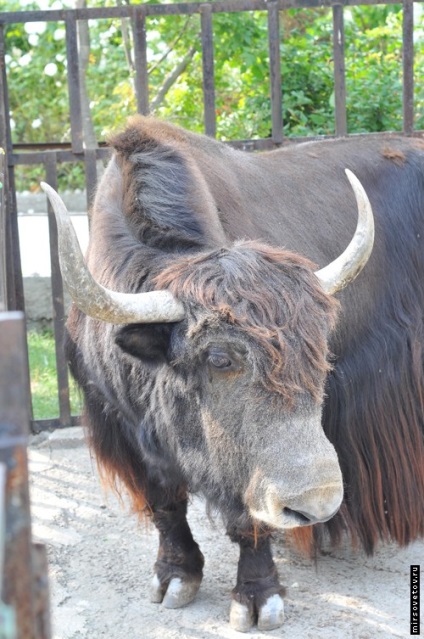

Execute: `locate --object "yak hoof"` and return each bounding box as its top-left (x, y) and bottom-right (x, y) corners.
top-left (257, 594), bottom-right (285, 631)
top-left (150, 575), bottom-right (165, 604)
top-left (163, 577), bottom-right (201, 609)
top-left (150, 575), bottom-right (201, 609)
top-left (229, 594), bottom-right (285, 632)
top-left (229, 600), bottom-right (254, 633)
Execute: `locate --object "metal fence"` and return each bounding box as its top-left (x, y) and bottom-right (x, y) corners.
top-left (0, 0), bottom-right (422, 433)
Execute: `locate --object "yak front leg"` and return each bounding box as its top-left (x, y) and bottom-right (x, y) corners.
top-left (150, 498), bottom-right (205, 609)
top-left (228, 529), bottom-right (285, 632)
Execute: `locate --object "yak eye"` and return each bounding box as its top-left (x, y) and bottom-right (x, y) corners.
top-left (208, 352), bottom-right (233, 370)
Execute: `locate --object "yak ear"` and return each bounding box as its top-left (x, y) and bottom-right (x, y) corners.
top-left (115, 323), bottom-right (174, 365)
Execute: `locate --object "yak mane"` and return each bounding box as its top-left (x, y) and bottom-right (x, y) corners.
top-left (154, 240), bottom-right (339, 408)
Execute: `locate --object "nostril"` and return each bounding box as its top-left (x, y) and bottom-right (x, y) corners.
top-left (283, 507), bottom-right (314, 525)
top-left (283, 506), bottom-right (340, 526)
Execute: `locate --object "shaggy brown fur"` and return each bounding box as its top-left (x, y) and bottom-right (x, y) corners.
top-left (155, 241), bottom-right (339, 408)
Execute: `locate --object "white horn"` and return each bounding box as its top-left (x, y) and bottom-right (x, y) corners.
top-left (315, 169), bottom-right (375, 295)
top-left (40, 182), bottom-right (185, 324)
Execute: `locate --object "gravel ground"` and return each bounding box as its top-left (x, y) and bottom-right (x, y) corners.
top-left (29, 427), bottom-right (423, 639)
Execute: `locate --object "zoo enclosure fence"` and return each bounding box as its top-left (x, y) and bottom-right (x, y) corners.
top-left (0, 0), bottom-right (421, 435)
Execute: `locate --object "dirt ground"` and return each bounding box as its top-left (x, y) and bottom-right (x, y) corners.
top-left (29, 427), bottom-right (423, 639)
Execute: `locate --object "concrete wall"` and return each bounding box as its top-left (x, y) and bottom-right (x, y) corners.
top-left (23, 276), bottom-right (71, 331)
top-left (17, 190), bottom-right (88, 215)
top-left (17, 192), bottom-right (86, 330)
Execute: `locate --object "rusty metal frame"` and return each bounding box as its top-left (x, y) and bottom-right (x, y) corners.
top-left (0, 0), bottom-right (421, 433)
top-left (0, 312), bottom-right (51, 638)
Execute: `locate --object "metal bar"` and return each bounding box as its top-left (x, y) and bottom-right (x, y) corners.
top-left (333, 4), bottom-right (347, 136)
top-left (267, 1), bottom-right (283, 144)
top-left (44, 155), bottom-right (72, 428)
top-left (5, 169), bottom-right (25, 312)
top-left (84, 148), bottom-right (98, 209)
top-left (6, 128), bottom-right (424, 168)
top-left (0, 0), bottom-right (408, 24)
top-left (0, 26), bottom-right (9, 311)
top-left (10, 147), bottom-right (111, 166)
top-left (0, 150), bottom-right (6, 314)
top-left (65, 12), bottom-right (84, 154)
top-left (133, 7), bottom-right (150, 115)
top-left (0, 312), bottom-right (35, 639)
top-left (403, 0), bottom-right (414, 134)
top-left (0, 34), bottom-right (33, 417)
top-left (0, 20), bottom-right (25, 316)
top-left (0, 461), bottom-right (17, 639)
top-left (201, 5), bottom-right (216, 137)
top-left (12, 142), bottom-right (106, 152)
top-left (0, 25), bottom-right (13, 312)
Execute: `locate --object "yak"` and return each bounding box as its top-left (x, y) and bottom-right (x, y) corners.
top-left (42, 117), bottom-right (424, 632)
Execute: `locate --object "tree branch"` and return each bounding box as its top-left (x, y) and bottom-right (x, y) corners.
top-left (148, 16), bottom-right (193, 75)
top-left (116, 0), bottom-right (134, 74)
top-left (150, 46), bottom-right (197, 112)
top-left (75, 0), bottom-right (98, 150)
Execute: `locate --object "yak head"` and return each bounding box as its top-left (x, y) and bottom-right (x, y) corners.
top-left (114, 242), bottom-right (343, 529)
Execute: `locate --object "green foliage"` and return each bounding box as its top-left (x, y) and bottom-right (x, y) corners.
top-left (345, 7), bottom-right (404, 132)
top-left (4, 0), bottom-right (424, 190)
top-left (27, 329), bottom-right (82, 419)
top-left (280, 10), bottom-right (335, 136)
top-left (6, 12), bottom-right (71, 144)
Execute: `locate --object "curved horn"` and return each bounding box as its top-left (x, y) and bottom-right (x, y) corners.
top-left (315, 169), bottom-right (375, 295)
top-left (40, 182), bottom-right (185, 324)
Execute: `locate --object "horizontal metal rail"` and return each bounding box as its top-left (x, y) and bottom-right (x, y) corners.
top-left (0, 0), bottom-right (412, 25)
top-left (6, 129), bottom-right (424, 169)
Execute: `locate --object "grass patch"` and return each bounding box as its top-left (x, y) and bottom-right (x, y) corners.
top-left (27, 329), bottom-right (83, 420)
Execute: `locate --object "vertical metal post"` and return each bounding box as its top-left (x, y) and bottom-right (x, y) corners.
top-left (0, 149), bottom-right (6, 313)
top-left (333, 4), bottom-right (347, 136)
top-left (65, 12), bottom-right (84, 153)
top-left (402, 0), bottom-right (414, 134)
top-left (267, 1), bottom-right (283, 144)
top-left (0, 312), bottom-right (35, 639)
top-left (0, 22), bottom-right (7, 313)
top-left (200, 5), bottom-right (216, 137)
top-left (133, 6), bottom-right (149, 115)
top-left (44, 154), bottom-right (72, 428)
top-left (0, 25), bottom-right (24, 313)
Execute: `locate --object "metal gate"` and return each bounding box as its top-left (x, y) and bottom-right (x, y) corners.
top-left (0, 0), bottom-right (422, 434)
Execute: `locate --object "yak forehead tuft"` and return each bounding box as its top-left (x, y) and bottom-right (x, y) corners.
top-left (154, 241), bottom-right (339, 406)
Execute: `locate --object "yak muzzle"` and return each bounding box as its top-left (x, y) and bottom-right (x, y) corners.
top-left (246, 468), bottom-right (344, 530)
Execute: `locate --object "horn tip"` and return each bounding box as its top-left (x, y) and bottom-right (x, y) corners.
top-left (344, 168), bottom-right (362, 187)
top-left (40, 181), bottom-right (52, 194)
top-left (344, 168), bottom-right (356, 183)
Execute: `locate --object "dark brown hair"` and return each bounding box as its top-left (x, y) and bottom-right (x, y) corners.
top-left (155, 241), bottom-right (339, 407)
